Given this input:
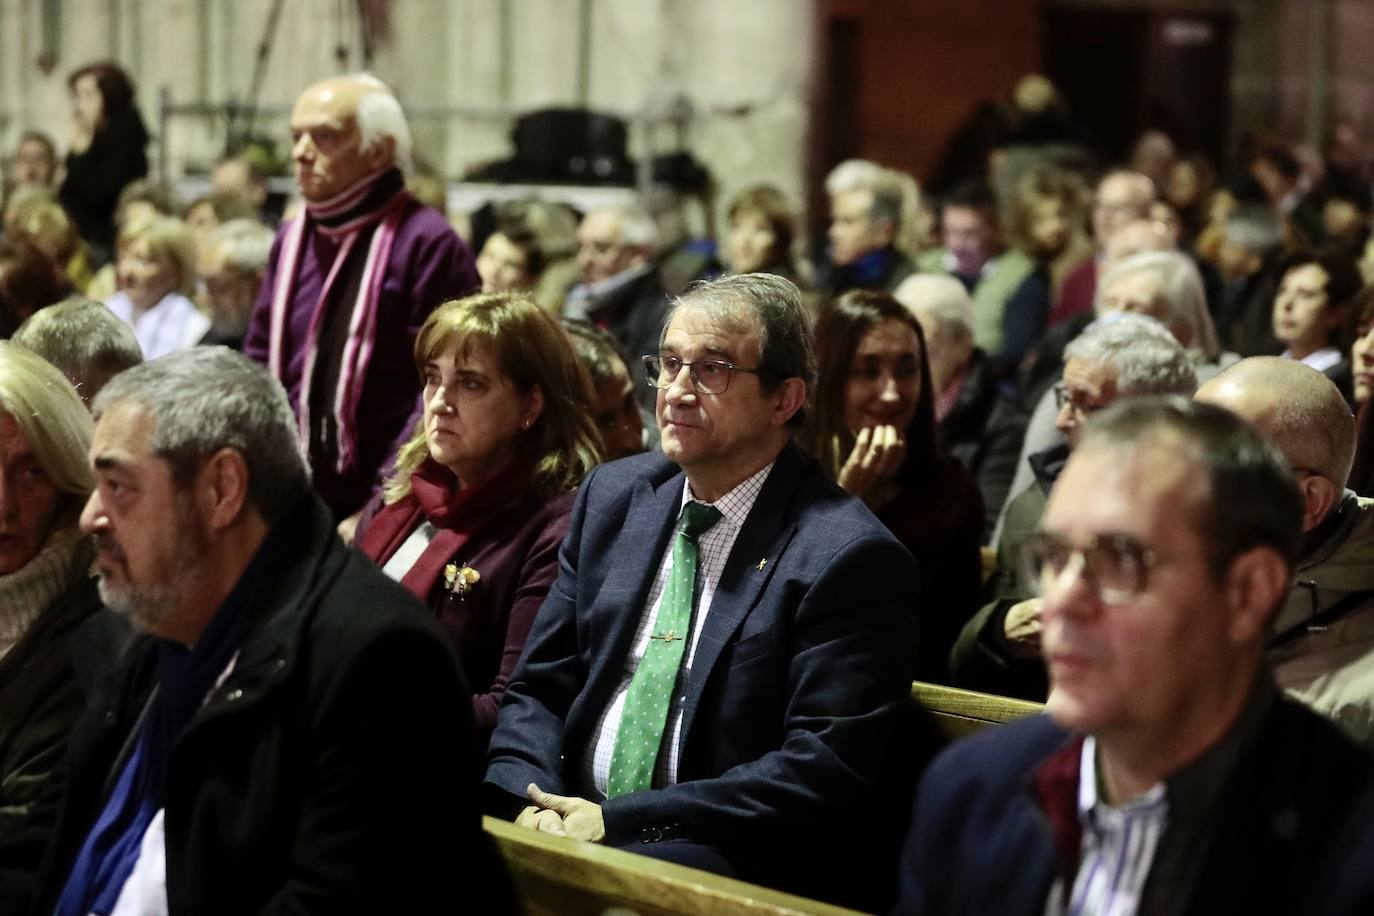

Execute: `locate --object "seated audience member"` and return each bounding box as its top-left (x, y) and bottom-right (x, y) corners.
top-left (4, 188), bottom-right (95, 294)
top-left (723, 184), bottom-right (809, 285)
top-left (1051, 169), bottom-right (1156, 326)
top-left (995, 248), bottom-right (1232, 543)
top-left (563, 203), bottom-right (666, 407)
top-left (802, 290), bottom-right (983, 680)
top-left (485, 274), bottom-right (920, 909)
top-left (1272, 250), bottom-right (1364, 402)
top-left (37, 348), bottom-right (513, 915)
top-left (182, 190), bottom-right (258, 264)
top-left (1196, 358), bottom-right (1374, 748)
top-left (1164, 153), bottom-right (1216, 245)
top-left (59, 62), bottom-right (149, 267)
top-left (6, 130), bottom-right (58, 195)
top-left (84, 181), bottom-right (184, 301)
top-left (0, 239), bottom-right (65, 336)
top-left (355, 293), bottom-right (603, 738)
top-left (476, 210), bottom-right (548, 295)
top-left (1005, 165), bottom-right (1093, 322)
top-left (1353, 285), bottom-right (1374, 411)
top-left (1252, 142), bottom-right (1324, 247)
top-left (819, 159), bottom-right (916, 296)
top-left (1214, 203), bottom-right (1284, 356)
top-left (896, 397), bottom-right (1374, 916)
top-left (13, 296), bottom-right (142, 405)
top-left (197, 218), bottom-right (274, 349)
top-left (105, 215), bottom-right (208, 357)
top-left (0, 344), bottom-right (101, 914)
top-left (563, 319), bottom-right (650, 459)
top-left (211, 151), bottom-right (276, 224)
top-left (895, 273), bottom-right (998, 474)
top-left (951, 315), bottom-right (1197, 699)
top-left (1321, 183), bottom-right (1371, 262)
top-left (940, 181), bottom-right (1051, 376)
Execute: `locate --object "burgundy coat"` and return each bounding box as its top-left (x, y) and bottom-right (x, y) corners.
top-left (357, 486), bottom-right (575, 739)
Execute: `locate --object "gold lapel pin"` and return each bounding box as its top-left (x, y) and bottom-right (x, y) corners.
top-left (756, 558), bottom-right (767, 571)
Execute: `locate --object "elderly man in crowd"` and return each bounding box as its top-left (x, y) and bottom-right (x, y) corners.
top-left (896, 273), bottom-right (998, 474)
top-left (34, 349), bottom-right (511, 915)
top-left (820, 158), bottom-right (916, 296)
top-left (563, 202), bottom-right (666, 409)
top-left (1196, 357), bottom-right (1374, 748)
top-left (0, 344), bottom-right (103, 914)
top-left (243, 73), bottom-right (479, 531)
top-left (199, 218), bottom-right (275, 349)
top-left (486, 274), bottom-right (920, 910)
top-left (12, 296), bottom-right (142, 406)
top-left (951, 314), bottom-right (1197, 698)
top-left (896, 397), bottom-right (1374, 915)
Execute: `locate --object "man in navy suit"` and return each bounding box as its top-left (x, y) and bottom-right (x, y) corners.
top-left (894, 397), bottom-right (1374, 916)
top-left (485, 273), bottom-right (920, 907)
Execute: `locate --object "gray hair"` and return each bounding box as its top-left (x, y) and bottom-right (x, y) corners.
top-left (1064, 313), bottom-right (1198, 397)
top-left (603, 203), bottom-right (659, 251)
top-left (0, 341), bottom-right (93, 502)
top-left (13, 296), bottom-right (143, 404)
top-left (1223, 204), bottom-right (1282, 256)
top-left (825, 158), bottom-right (904, 227)
top-left (208, 219), bottom-right (275, 276)
top-left (354, 73), bottom-right (413, 174)
top-left (893, 273), bottom-right (974, 343)
top-left (1096, 249), bottom-right (1220, 361)
top-left (92, 348), bottom-right (310, 522)
top-left (664, 273), bottom-right (815, 427)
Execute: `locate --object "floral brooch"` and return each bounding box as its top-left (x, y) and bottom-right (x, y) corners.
top-left (444, 563), bottom-right (481, 597)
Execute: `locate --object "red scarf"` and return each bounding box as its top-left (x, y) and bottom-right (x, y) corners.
top-left (358, 457), bottom-right (534, 600)
top-left (267, 167), bottom-right (410, 473)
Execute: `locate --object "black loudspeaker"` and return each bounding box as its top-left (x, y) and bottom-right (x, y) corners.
top-left (468, 108), bottom-right (636, 185)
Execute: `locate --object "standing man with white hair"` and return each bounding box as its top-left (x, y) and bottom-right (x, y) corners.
top-left (243, 73), bottom-right (479, 532)
top-left (564, 202), bottom-right (667, 410)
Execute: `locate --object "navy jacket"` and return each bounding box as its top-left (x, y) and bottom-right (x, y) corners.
top-left (485, 442), bottom-right (921, 906)
top-left (894, 702), bottom-right (1374, 916)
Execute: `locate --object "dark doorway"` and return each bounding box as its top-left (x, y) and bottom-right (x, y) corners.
top-left (1041, 6), bottom-right (1234, 164)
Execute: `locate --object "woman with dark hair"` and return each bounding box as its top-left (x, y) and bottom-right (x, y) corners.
top-left (355, 292), bottom-right (604, 740)
top-left (1273, 249), bottom-right (1365, 402)
top-left (801, 290), bottom-right (983, 681)
top-left (58, 61), bottom-right (149, 267)
top-left (0, 240), bottom-right (65, 337)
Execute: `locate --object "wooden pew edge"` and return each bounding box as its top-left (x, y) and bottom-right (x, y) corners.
top-left (910, 681), bottom-right (1044, 724)
top-left (484, 816), bottom-right (869, 916)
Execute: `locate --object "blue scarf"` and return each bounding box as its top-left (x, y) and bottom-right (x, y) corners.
top-left (53, 523), bottom-right (284, 915)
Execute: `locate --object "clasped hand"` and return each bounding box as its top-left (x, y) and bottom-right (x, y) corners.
top-left (838, 425), bottom-right (906, 507)
top-left (514, 782), bottom-right (605, 842)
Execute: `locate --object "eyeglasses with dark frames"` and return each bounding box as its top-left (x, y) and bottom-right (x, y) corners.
top-left (1020, 531), bottom-right (1202, 604)
top-left (642, 354), bottom-right (775, 395)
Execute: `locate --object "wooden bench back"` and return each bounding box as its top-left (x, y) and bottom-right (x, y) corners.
top-left (485, 817), bottom-right (867, 916)
top-left (911, 681), bottom-right (1043, 741)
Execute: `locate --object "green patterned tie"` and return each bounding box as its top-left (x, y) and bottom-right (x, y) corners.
top-left (606, 500), bottom-right (722, 798)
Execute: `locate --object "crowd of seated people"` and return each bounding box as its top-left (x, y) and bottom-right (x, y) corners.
top-left (8, 57), bottom-right (1374, 915)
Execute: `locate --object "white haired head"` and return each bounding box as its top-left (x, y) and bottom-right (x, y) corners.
top-left (353, 73), bottom-right (413, 174)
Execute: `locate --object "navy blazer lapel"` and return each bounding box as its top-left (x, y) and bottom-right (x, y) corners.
top-left (587, 468), bottom-right (683, 690)
top-left (678, 444), bottom-right (807, 746)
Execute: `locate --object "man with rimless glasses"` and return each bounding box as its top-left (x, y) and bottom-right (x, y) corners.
top-left (895, 397), bottom-right (1374, 916)
top-left (486, 274), bottom-right (919, 909)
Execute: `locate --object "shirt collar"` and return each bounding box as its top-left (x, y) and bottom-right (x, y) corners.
top-left (681, 460), bottom-right (775, 530)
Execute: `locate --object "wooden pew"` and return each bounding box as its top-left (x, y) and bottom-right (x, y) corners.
top-left (486, 816), bottom-right (868, 916)
top-left (910, 681), bottom-right (1043, 741)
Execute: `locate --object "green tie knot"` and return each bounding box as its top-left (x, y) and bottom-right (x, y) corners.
top-left (679, 501), bottom-right (722, 542)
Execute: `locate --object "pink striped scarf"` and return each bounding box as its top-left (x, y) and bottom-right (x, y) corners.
top-left (267, 169), bottom-right (408, 474)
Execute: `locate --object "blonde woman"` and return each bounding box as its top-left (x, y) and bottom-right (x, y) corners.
top-left (104, 215), bottom-right (207, 357)
top-left (355, 291), bottom-right (603, 738)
